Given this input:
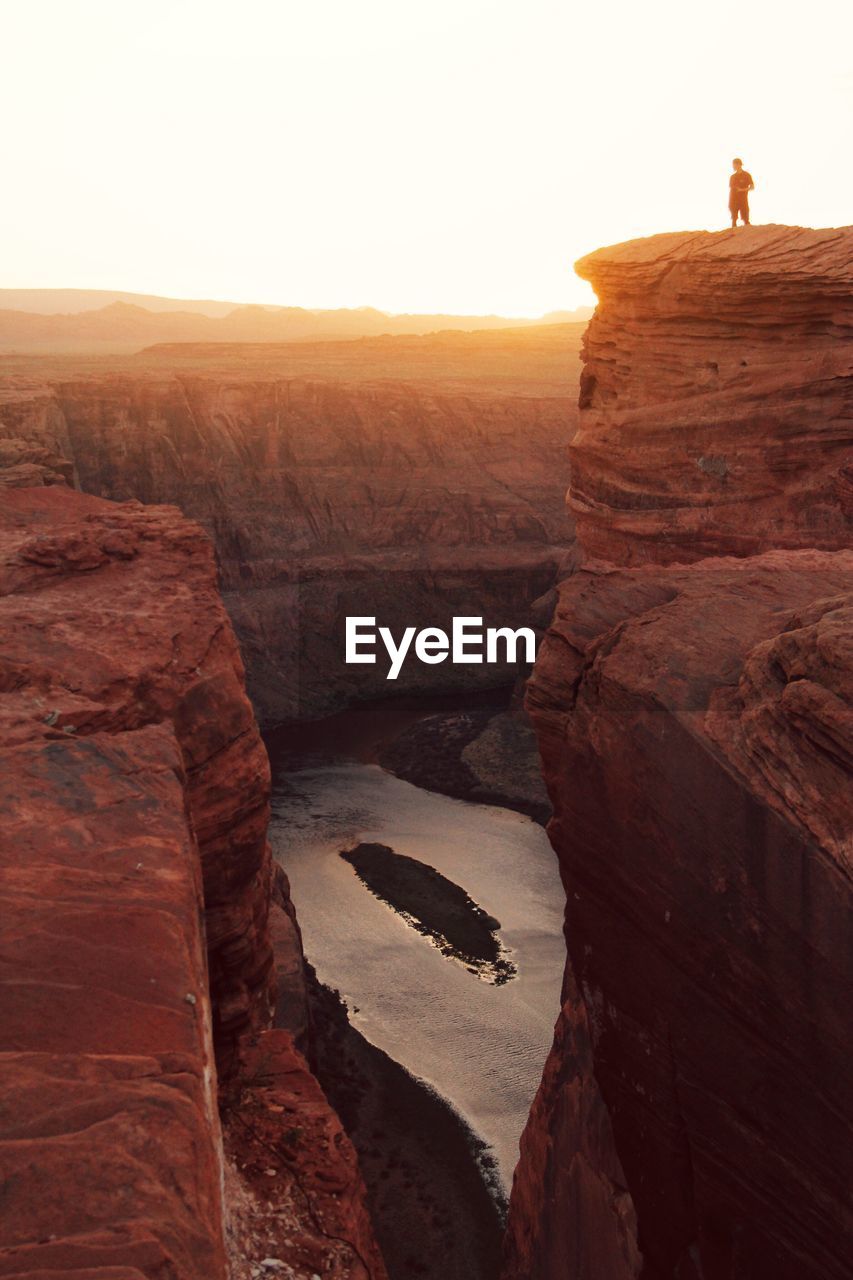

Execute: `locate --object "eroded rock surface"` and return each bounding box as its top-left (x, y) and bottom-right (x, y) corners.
top-left (0, 482), bottom-right (384, 1278)
top-left (503, 966), bottom-right (641, 1280)
top-left (0, 365), bottom-right (576, 721)
top-left (572, 226), bottom-right (853, 565)
top-left (0, 484), bottom-right (277, 1069)
top-left (223, 1029), bottom-right (388, 1280)
top-left (523, 554), bottom-right (853, 1279)
top-left (507, 228), bottom-right (853, 1280)
top-left (0, 722), bottom-right (228, 1279)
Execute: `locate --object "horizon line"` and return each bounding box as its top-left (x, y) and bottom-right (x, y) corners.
top-left (0, 284), bottom-right (594, 322)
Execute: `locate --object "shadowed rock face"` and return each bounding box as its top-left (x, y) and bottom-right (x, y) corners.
top-left (223, 1028), bottom-right (388, 1280)
top-left (572, 226), bottom-right (853, 565)
top-left (525, 554), bottom-right (853, 1280)
top-left (0, 370), bottom-right (575, 721)
top-left (506, 228), bottom-right (853, 1280)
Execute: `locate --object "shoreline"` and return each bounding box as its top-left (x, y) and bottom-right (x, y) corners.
top-left (264, 684), bottom-right (551, 828)
top-left (304, 968), bottom-right (506, 1280)
top-left (379, 705), bottom-right (551, 826)
top-left (264, 689), bottom-right (557, 1280)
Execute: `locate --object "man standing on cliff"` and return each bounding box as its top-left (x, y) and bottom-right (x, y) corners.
top-left (729, 158), bottom-right (755, 227)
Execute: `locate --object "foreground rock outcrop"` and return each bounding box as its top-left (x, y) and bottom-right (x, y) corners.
top-left (0, 481), bottom-right (384, 1277)
top-left (572, 226), bottom-right (852, 564)
top-left (0, 363), bottom-right (576, 721)
top-left (0, 719), bottom-right (228, 1278)
top-left (0, 484), bottom-right (277, 1070)
top-left (507, 227), bottom-right (853, 1280)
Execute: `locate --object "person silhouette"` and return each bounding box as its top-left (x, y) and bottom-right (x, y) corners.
top-left (729, 158), bottom-right (754, 228)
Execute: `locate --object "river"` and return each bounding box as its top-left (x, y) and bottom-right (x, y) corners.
top-left (266, 698), bottom-right (565, 1196)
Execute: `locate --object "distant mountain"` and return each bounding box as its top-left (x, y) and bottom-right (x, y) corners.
top-left (0, 290), bottom-right (593, 353)
top-left (0, 289), bottom-right (237, 317)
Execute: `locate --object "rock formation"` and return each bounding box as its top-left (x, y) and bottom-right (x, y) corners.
top-left (0, 356), bottom-right (577, 722)
top-left (223, 1029), bottom-right (388, 1280)
top-left (0, 483), bottom-right (277, 1070)
top-left (506, 226), bottom-right (853, 1280)
top-left (572, 226), bottom-right (852, 564)
top-left (0, 479), bottom-right (384, 1277)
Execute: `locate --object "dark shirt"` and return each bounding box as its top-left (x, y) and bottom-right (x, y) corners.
top-left (729, 170), bottom-right (754, 193)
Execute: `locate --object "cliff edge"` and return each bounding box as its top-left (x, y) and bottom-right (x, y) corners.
top-left (0, 479), bottom-right (385, 1277)
top-left (572, 225), bottom-right (852, 565)
top-left (506, 227), bottom-right (853, 1280)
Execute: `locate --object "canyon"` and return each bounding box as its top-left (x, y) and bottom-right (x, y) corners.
top-left (0, 325), bottom-right (582, 721)
top-left (1, 224), bottom-right (850, 1280)
top-left (0, 322), bottom-right (578, 1277)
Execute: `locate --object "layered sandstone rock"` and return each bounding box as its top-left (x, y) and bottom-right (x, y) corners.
top-left (0, 485), bottom-right (258, 1275)
top-left (0, 481), bottom-right (384, 1277)
top-left (572, 226), bottom-right (853, 564)
top-left (508, 228), bottom-right (853, 1280)
top-left (522, 554), bottom-right (853, 1279)
top-left (0, 437), bottom-right (73, 488)
top-left (502, 962), bottom-right (641, 1280)
top-left (0, 370), bottom-right (575, 721)
top-left (0, 721), bottom-right (228, 1279)
top-left (0, 484), bottom-right (276, 1069)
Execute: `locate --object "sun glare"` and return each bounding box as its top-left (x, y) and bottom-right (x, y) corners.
top-left (1, 0), bottom-right (850, 314)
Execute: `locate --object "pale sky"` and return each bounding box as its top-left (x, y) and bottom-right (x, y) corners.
top-left (2, 0), bottom-right (851, 315)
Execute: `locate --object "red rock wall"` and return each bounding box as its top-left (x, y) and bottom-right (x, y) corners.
top-left (0, 375), bottom-right (574, 721)
top-left (0, 487), bottom-right (241, 1276)
top-left (0, 484), bottom-right (276, 1071)
top-left (0, 480), bottom-right (386, 1277)
top-left (0, 720), bottom-right (228, 1279)
top-left (571, 226), bottom-right (853, 565)
top-left (502, 963), bottom-right (641, 1280)
top-left (506, 227), bottom-right (853, 1280)
top-left (223, 1029), bottom-right (388, 1280)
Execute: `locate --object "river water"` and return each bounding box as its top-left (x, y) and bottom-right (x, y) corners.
top-left (267, 703), bottom-right (566, 1192)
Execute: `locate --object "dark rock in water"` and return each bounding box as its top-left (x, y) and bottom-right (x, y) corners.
top-left (341, 841), bottom-right (516, 983)
top-left (380, 704), bottom-right (551, 825)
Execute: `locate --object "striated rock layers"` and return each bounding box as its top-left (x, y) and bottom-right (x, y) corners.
top-left (0, 374), bottom-right (575, 722)
top-left (571, 226), bottom-right (853, 565)
top-left (0, 481), bottom-right (384, 1277)
top-left (506, 227), bottom-right (853, 1280)
top-left (0, 484), bottom-right (277, 1071)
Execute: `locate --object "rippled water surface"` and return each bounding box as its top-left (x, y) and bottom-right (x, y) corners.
top-left (269, 750), bottom-right (565, 1190)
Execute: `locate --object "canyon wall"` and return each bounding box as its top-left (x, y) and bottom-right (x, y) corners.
top-left (506, 226), bottom-right (853, 1280)
top-left (570, 226), bottom-right (852, 564)
top-left (0, 473), bottom-right (384, 1277)
top-left (0, 369), bottom-right (575, 722)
